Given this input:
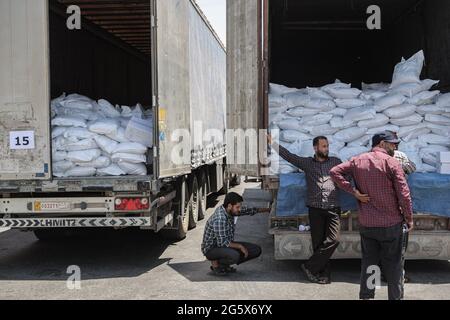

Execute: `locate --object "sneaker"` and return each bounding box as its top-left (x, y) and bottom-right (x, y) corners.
top-left (300, 264), bottom-right (327, 285)
top-left (318, 275), bottom-right (331, 284)
top-left (210, 266), bottom-right (229, 277)
top-left (223, 266), bottom-right (237, 274)
top-left (319, 270), bottom-right (331, 284)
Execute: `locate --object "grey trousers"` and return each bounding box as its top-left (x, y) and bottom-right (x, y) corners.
top-left (359, 223), bottom-right (405, 300)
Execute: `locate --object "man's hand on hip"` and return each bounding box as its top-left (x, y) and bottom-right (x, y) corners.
top-left (354, 189), bottom-right (370, 204)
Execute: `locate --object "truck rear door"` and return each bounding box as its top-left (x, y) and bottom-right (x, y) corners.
top-left (226, 0), bottom-right (269, 177)
top-left (0, 0), bottom-right (52, 180)
top-left (152, 0), bottom-right (192, 179)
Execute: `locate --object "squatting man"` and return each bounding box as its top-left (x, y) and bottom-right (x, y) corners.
top-left (201, 192), bottom-right (270, 276)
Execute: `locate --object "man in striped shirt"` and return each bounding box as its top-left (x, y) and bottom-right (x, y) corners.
top-left (330, 131), bottom-right (414, 300)
top-left (268, 135), bottom-right (366, 284)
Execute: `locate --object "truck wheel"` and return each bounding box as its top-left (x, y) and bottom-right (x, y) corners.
top-left (220, 167), bottom-right (230, 195)
top-left (162, 177), bottom-right (190, 241)
top-left (189, 176), bottom-right (199, 230)
top-left (231, 174), bottom-right (242, 186)
top-left (198, 171), bottom-right (207, 221)
top-left (33, 229), bottom-right (67, 242)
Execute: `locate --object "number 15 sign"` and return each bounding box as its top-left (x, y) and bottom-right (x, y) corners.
top-left (9, 131), bottom-right (35, 150)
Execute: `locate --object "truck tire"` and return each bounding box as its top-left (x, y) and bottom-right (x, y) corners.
top-left (220, 167), bottom-right (230, 195)
top-left (231, 174), bottom-right (242, 186)
top-left (161, 177), bottom-right (190, 241)
top-left (189, 176), bottom-right (199, 230)
top-left (33, 229), bottom-right (68, 242)
top-left (198, 171), bottom-right (207, 221)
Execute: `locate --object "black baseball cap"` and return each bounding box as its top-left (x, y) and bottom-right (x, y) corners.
top-left (372, 131), bottom-right (401, 147)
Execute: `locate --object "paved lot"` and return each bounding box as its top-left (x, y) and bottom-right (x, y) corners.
top-left (0, 181), bottom-right (450, 300)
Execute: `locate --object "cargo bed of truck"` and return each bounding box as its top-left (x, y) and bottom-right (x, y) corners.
top-left (269, 197), bottom-right (450, 261)
top-left (0, 175), bottom-right (155, 194)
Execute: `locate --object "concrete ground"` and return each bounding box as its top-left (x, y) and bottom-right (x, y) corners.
top-left (0, 181), bottom-right (450, 300)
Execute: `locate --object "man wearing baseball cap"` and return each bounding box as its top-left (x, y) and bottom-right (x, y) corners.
top-left (330, 131), bottom-right (414, 300)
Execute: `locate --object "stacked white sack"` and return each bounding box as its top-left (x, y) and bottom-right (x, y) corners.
top-left (51, 93), bottom-right (152, 177)
top-left (268, 50), bottom-right (450, 174)
top-left (437, 152), bottom-right (450, 175)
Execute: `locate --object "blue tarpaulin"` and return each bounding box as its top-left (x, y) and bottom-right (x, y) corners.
top-left (276, 173), bottom-right (450, 217)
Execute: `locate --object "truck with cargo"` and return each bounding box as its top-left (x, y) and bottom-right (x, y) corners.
top-left (0, 0), bottom-right (236, 241)
top-left (226, 0), bottom-right (450, 260)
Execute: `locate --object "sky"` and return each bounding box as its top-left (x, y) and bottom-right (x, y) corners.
top-left (195, 0), bottom-right (226, 44)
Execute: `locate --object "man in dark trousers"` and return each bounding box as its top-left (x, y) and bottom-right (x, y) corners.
top-left (330, 131), bottom-right (414, 300)
top-left (201, 192), bottom-right (270, 276)
top-left (268, 135), bottom-right (365, 284)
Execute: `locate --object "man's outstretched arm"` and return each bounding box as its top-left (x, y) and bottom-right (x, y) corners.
top-left (268, 134), bottom-right (309, 171)
top-left (239, 206), bottom-right (271, 217)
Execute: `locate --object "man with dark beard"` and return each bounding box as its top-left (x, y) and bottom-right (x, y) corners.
top-left (268, 135), bottom-right (365, 284)
top-left (330, 131), bottom-right (414, 300)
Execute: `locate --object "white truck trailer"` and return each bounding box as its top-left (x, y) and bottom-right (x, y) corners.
top-left (0, 0), bottom-right (235, 241)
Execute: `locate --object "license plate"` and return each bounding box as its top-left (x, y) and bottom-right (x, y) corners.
top-left (35, 201), bottom-right (71, 212)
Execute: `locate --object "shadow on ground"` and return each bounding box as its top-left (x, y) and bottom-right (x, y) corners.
top-left (0, 228), bottom-right (174, 281)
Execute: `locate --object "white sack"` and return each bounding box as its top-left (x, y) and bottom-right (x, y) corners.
top-left (98, 99), bottom-right (121, 118)
top-left (335, 98), bottom-right (367, 109)
top-left (64, 128), bottom-right (98, 140)
top-left (76, 156), bottom-right (111, 169)
top-left (65, 167), bottom-right (97, 177)
top-left (284, 93), bottom-right (310, 108)
top-left (425, 122), bottom-right (450, 136)
top-left (303, 98), bottom-right (336, 111)
top-left (270, 83), bottom-right (299, 95)
top-left (358, 114), bottom-right (389, 129)
top-left (94, 135), bottom-right (119, 154)
top-left (52, 151), bottom-right (67, 162)
top-left (374, 94), bottom-right (407, 112)
top-left (325, 87), bottom-right (361, 99)
top-left (277, 118), bottom-right (301, 130)
top-left (383, 104), bottom-right (417, 119)
top-left (52, 127), bottom-right (67, 139)
top-left (344, 106), bottom-right (376, 122)
top-left (52, 116), bottom-right (87, 128)
top-left (97, 164), bottom-right (126, 176)
top-left (125, 116), bottom-right (154, 147)
top-left (286, 107), bottom-right (317, 117)
top-left (111, 153), bottom-right (146, 164)
top-left (390, 50), bottom-right (425, 88)
top-left (307, 88), bottom-right (333, 100)
top-left (417, 104), bottom-right (445, 115)
top-left (64, 138), bottom-right (98, 152)
top-left (118, 162), bottom-right (148, 176)
top-left (437, 93), bottom-right (450, 108)
top-left (334, 127), bottom-right (367, 143)
top-left (330, 116), bottom-right (355, 129)
top-left (53, 161), bottom-right (74, 173)
top-left (367, 125), bottom-right (400, 135)
top-left (310, 124), bottom-right (339, 136)
top-left (425, 114), bottom-right (450, 126)
top-left (390, 114), bottom-right (423, 126)
top-left (88, 119), bottom-right (120, 135)
top-left (301, 114), bottom-right (333, 126)
top-left (407, 90), bottom-right (440, 105)
top-left (67, 149), bottom-right (101, 163)
top-left (418, 134), bottom-right (450, 146)
top-left (339, 146), bottom-right (368, 161)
